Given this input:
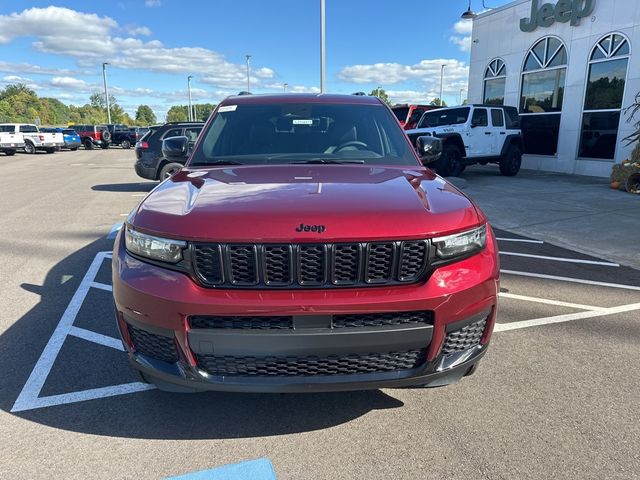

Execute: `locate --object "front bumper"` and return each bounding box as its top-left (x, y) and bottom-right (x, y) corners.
top-left (112, 229), bottom-right (499, 392)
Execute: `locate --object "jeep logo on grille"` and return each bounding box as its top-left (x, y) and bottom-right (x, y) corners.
top-left (296, 223), bottom-right (326, 233)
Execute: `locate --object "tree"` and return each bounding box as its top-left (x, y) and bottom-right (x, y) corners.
top-left (135, 105), bottom-right (157, 125)
top-left (166, 105), bottom-right (189, 122)
top-left (430, 98), bottom-right (447, 107)
top-left (369, 88), bottom-right (391, 106)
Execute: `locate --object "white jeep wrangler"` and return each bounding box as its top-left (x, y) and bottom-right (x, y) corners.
top-left (406, 105), bottom-right (524, 177)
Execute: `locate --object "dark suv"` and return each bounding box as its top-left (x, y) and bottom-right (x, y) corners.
top-left (134, 122), bottom-right (204, 180)
top-left (112, 94), bottom-right (499, 394)
top-left (72, 124), bottom-right (111, 149)
top-left (101, 124), bottom-right (144, 149)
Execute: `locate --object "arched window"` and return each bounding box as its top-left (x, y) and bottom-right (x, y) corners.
top-left (579, 33), bottom-right (630, 160)
top-left (483, 58), bottom-right (506, 105)
top-left (520, 37), bottom-right (568, 155)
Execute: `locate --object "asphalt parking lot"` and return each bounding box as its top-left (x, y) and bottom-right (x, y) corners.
top-left (1, 149), bottom-right (639, 480)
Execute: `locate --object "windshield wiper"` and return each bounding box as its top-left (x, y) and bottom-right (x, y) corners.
top-left (289, 159), bottom-right (365, 164)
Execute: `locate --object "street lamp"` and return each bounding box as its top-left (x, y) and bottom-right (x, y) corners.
top-left (459, 88), bottom-right (465, 105)
top-left (102, 62), bottom-right (111, 124)
top-left (439, 64), bottom-right (445, 107)
top-left (187, 75), bottom-right (193, 122)
top-left (461, 0), bottom-right (477, 19)
top-left (245, 54), bottom-right (252, 93)
top-left (320, 0), bottom-right (325, 93)
top-left (283, 83), bottom-right (288, 93)
top-left (376, 86), bottom-right (382, 98)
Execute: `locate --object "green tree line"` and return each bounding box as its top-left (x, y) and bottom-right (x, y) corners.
top-left (0, 83), bottom-right (158, 126)
top-left (166, 103), bottom-right (217, 122)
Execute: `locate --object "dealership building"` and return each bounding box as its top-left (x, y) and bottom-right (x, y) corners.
top-left (467, 0), bottom-right (640, 176)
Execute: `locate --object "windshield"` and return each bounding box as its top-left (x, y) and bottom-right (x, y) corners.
top-left (418, 107), bottom-right (470, 128)
top-left (189, 103), bottom-right (419, 166)
top-left (392, 107), bottom-right (409, 123)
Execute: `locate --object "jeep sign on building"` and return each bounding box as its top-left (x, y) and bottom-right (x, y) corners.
top-left (467, 0), bottom-right (640, 176)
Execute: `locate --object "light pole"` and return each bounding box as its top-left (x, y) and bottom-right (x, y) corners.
top-left (439, 64), bottom-right (445, 107)
top-left (376, 86), bottom-right (382, 98)
top-left (187, 75), bottom-right (193, 121)
top-left (102, 62), bottom-right (111, 124)
top-left (245, 54), bottom-right (251, 93)
top-left (283, 83), bottom-right (288, 93)
top-left (320, 0), bottom-right (325, 93)
top-left (459, 88), bottom-right (465, 105)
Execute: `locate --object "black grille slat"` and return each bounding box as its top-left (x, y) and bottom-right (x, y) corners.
top-left (128, 324), bottom-right (178, 363)
top-left (228, 245), bottom-right (258, 285)
top-left (189, 315), bottom-right (293, 330)
top-left (398, 241), bottom-right (428, 281)
top-left (333, 311), bottom-right (433, 329)
top-left (365, 243), bottom-right (395, 283)
top-left (442, 319), bottom-right (487, 355)
top-left (298, 245), bottom-right (326, 285)
top-left (264, 245), bottom-right (292, 285)
top-left (192, 240), bottom-right (429, 288)
top-left (197, 349), bottom-right (426, 377)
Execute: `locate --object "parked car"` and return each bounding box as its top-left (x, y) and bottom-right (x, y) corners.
top-left (112, 93), bottom-right (498, 394)
top-left (134, 121), bottom-right (204, 180)
top-left (70, 124), bottom-right (111, 150)
top-left (0, 127), bottom-right (24, 155)
top-left (100, 124), bottom-right (143, 149)
top-left (392, 104), bottom-right (440, 130)
top-left (0, 123), bottom-right (64, 154)
top-left (129, 127), bottom-right (150, 136)
top-left (406, 105), bottom-right (524, 177)
top-left (40, 127), bottom-right (81, 150)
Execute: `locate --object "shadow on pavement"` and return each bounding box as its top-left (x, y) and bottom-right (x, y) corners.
top-left (0, 237), bottom-right (404, 440)
top-left (92, 182), bottom-right (156, 193)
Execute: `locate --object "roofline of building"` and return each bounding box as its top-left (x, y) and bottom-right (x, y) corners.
top-left (475, 0), bottom-right (529, 21)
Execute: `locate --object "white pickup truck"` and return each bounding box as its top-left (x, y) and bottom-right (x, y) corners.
top-left (0, 123), bottom-right (65, 154)
top-left (0, 127), bottom-right (25, 156)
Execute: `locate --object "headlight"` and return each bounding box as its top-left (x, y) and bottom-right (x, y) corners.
top-left (125, 226), bottom-right (186, 263)
top-left (432, 224), bottom-right (487, 260)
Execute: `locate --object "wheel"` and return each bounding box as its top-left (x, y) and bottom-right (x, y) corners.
top-left (24, 142), bottom-right (36, 154)
top-left (4, 149), bottom-right (15, 156)
top-left (436, 144), bottom-right (465, 177)
top-left (70, 147), bottom-right (78, 151)
top-left (101, 129), bottom-right (112, 143)
top-left (84, 139), bottom-right (93, 150)
top-left (101, 143), bottom-right (110, 149)
top-left (45, 148), bottom-right (55, 154)
top-left (499, 145), bottom-right (522, 177)
top-left (121, 139), bottom-right (131, 149)
top-left (159, 162), bottom-right (183, 180)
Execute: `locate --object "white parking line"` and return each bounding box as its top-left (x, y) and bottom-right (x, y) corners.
top-left (131, 193), bottom-right (146, 197)
top-left (496, 237), bottom-right (544, 244)
top-left (69, 326), bottom-right (123, 351)
top-left (501, 269), bottom-right (640, 291)
top-left (90, 281), bottom-right (113, 292)
top-left (500, 251), bottom-right (620, 267)
top-left (495, 302), bottom-right (640, 332)
top-left (499, 292), bottom-right (606, 312)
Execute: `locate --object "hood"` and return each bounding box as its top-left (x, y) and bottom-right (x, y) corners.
top-left (131, 165), bottom-right (481, 242)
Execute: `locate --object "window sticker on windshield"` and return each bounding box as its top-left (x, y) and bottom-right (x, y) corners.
top-left (218, 105), bottom-right (237, 113)
top-left (292, 119), bottom-right (313, 125)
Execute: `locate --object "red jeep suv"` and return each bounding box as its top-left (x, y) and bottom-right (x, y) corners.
top-left (112, 94), bottom-right (499, 393)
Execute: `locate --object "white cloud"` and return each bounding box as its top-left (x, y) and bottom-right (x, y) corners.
top-left (50, 76), bottom-right (90, 90)
top-left (145, 0), bottom-right (161, 6)
top-left (0, 6), bottom-right (277, 89)
top-left (124, 24), bottom-right (152, 36)
top-left (450, 19), bottom-right (473, 52)
top-left (2, 75), bottom-right (33, 83)
top-left (0, 61), bottom-right (84, 76)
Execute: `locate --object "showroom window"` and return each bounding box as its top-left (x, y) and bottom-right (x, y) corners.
top-left (484, 58), bottom-right (506, 105)
top-left (579, 33), bottom-right (630, 160)
top-left (520, 37), bottom-right (567, 155)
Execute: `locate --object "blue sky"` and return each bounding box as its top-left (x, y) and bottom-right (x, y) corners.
top-left (0, 0), bottom-right (511, 120)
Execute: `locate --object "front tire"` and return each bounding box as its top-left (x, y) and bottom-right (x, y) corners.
top-left (436, 144), bottom-right (465, 177)
top-left (24, 142), bottom-right (36, 154)
top-left (499, 145), bottom-right (522, 177)
top-left (121, 139), bottom-right (131, 149)
top-left (159, 162), bottom-right (183, 180)
top-left (70, 147), bottom-right (78, 151)
top-left (84, 139), bottom-right (93, 150)
top-left (101, 143), bottom-right (110, 149)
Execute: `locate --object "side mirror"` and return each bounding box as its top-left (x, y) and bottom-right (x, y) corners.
top-left (162, 136), bottom-right (189, 159)
top-left (416, 136), bottom-right (442, 165)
